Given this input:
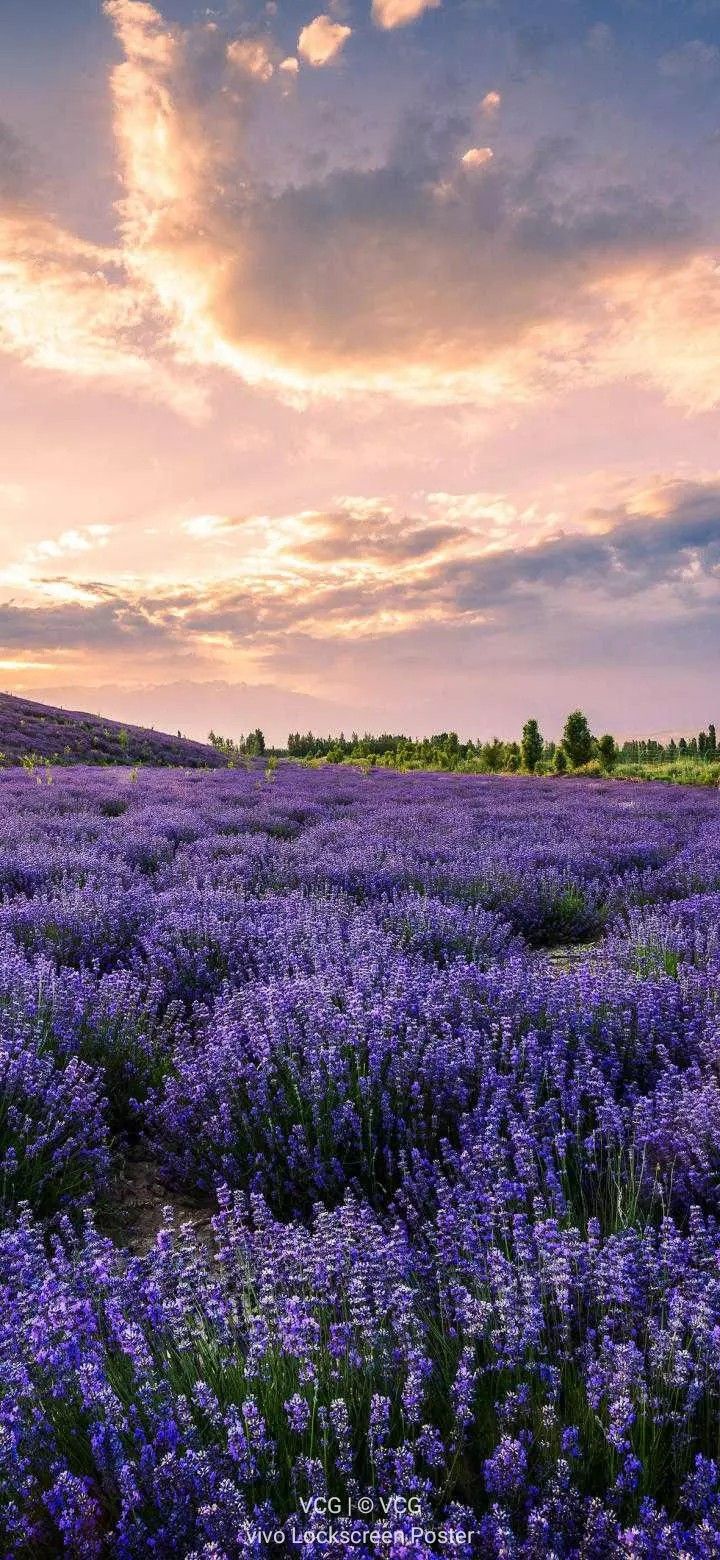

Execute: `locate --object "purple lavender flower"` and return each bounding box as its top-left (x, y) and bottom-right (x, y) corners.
top-left (0, 764), bottom-right (717, 1553)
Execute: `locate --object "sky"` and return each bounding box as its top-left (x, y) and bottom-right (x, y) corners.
top-left (1, 0), bottom-right (719, 743)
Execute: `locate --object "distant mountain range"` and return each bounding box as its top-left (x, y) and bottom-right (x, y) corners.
top-left (21, 679), bottom-right (382, 749)
top-left (0, 693), bottom-right (226, 768)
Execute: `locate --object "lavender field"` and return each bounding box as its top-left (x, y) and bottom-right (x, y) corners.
top-left (2, 764), bottom-right (720, 1556)
top-left (0, 694), bottom-right (225, 770)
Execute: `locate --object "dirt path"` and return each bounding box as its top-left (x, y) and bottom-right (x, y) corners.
top-left (100, 1149), bottom-right (216, 1254)
top-left (541, 940), bottom-right (605, 972)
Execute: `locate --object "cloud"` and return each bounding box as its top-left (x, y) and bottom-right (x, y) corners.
top-left (227, 38), bottom-right (274, 81)
top-left (434, 481), bottom-right (720, 633)
top-left (584, 255), bottom-right (720, 414)
top-left (97, 1), bottom-right (720, 418)
top-left (297, 15), bottom-right (352, 67)
top-left (0, 595), bottom-right (175, 653)
top-left (6, 481), bottom-right (719, 670)
top-left (3, 0), bottom-right (720, 427)
top-left (27, 527), bottom-right (113, 565)
top-left (0, 76), bottom-right (203, 412)
top-left (2, 479), bottom-right (719, 744)
top-left (0, 210), bottom-right (200, 413)
top-left (372, 0), bottom-right (441, 31)
top-left (0, 109), bottom-right (140, 388)
top-left (181, 514), bottom-right (240, 540)
top-left (480, 91), bottom-right (501, 117)
top-left (0, 659), bottom-right (57, 673)
top-left (425, 492), bottom-right (557, 549)
top-left (461, 146), bottom-right (494, 170)
top-left (187, 160), bottom-right (711, 408)
top-left (284, 507), bottom-right (471, 566)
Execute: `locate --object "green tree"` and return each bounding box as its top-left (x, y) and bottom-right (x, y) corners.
top-left (597, 733), bottom-right (617, 771)
top-left (554, 746), bottom-right (568, 774)
top-left (562, 709), bottom-right (593, 769)
top-left (481, 738), bottom-right (505, 773)
top-left (246, 728), bottom-right (266, 758)
top-left (521, 718), bottom-right (544, 773)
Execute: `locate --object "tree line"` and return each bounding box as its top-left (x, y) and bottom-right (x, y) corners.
top-left (208, 728), bottom-right (267, 764)
top-left (209, 716), bottom-right (719, 777)
top-left (286, 713), bottom-right (617, 773)
top-left (618, 726), bottom-right (716, 763)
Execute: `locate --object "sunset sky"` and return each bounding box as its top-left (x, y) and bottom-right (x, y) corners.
top-left (1, 0), bottom-right (719, 742)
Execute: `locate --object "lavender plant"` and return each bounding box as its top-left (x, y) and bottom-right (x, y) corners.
top-left (0, 764), bottom-right (717, 1554)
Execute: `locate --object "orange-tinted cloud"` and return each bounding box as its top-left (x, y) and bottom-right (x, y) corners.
top-left (461, 146), bottom-right (494, 169)
top-left (98, 1), bottom-right (720, 416)
top-left (586, 256), bottom-right (720, 414)
top-left (297, 16), bottom-right (352, 67)
top-left (0, 209), bottom-right (199, 412)
top-left (3, 480), bottom-right (719, 671)
top-left (1, 0), bottom-right (718, 429)
top-left (227, 38), bottom-right (275, 81)
top-left (480, 90), bottom-right (501, 117)
top-left (372, 0), bottom-right (441, 30)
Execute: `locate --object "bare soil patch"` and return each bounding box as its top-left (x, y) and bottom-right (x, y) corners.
top-left (100, 1149), bottom-right (216, 1254)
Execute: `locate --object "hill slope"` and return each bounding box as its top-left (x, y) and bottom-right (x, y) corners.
top-left (0, 693), bottom-right (226, 768)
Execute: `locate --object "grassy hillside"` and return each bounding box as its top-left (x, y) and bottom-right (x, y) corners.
top-left (0, 693), bottom-right (226, 768)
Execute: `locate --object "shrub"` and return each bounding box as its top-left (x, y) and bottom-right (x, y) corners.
top-left (573, 759), bottom-right (604, 778)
